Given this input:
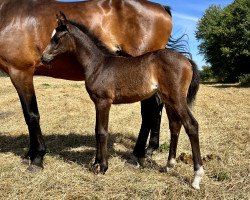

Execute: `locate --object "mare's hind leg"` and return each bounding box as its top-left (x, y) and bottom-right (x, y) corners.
top-left (170, 100), bottom-right (204, 189)
top-left (9, 69), bottom-right (46, 170)
top-left (165, 105), bottom-right (182, 170)
top-left (133, 94), bottom-right (163, 159)
top-left (146, 94), bottom-right (164, 156)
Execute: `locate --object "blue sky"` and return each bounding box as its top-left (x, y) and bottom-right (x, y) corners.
top-left (57, 0), bottom-right (233, 68)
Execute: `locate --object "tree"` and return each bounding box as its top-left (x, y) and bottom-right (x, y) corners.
top-left (199, 65), bottom-right (214, 82)
top-left (196, 0), bottom-right (250, 82)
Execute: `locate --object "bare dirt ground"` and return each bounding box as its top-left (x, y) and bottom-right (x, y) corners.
top-left (0, 77), bottom-right (249, 200)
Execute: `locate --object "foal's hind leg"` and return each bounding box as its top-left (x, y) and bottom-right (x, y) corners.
top-left (9, 69), bottom-right (46, 170)
top-left (165, 105), bottom-right (182, 170)
top-left (170, 100), bottom-right (204, 189)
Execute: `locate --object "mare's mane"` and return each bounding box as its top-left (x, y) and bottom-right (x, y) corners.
top-left (68, 20), bottom-right (117, 56)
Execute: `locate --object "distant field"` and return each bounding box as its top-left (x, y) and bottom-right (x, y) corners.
top-left (0, 77), bottom-right (249, 200)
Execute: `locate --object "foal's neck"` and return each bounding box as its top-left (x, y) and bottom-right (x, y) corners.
top-left (71, 27), bottom-right (106, 77)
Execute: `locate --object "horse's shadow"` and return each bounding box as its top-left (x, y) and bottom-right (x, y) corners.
top-left (0, 132), bottom-right (138, 167)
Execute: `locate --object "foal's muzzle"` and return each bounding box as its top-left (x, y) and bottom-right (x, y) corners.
top-left (41, 54), bottom-right (54, 65)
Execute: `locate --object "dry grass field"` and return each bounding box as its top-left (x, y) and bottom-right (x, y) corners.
top-left (0, 77), bottom-right (249, 200)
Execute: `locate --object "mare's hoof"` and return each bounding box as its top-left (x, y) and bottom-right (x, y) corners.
top-left (145, 147), bottom-right (155, 157)
top-left (26, 164), bottom-right (43, 172)
top-left (21, 157), bottom-right (30, 166)
top-left (126, 154), bottom-right (145, 168)
top-left (159, 166), bottom-right (168, 173)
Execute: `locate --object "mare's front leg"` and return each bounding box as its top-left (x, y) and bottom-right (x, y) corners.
top-left (9, 69), bottom-right (46, 171)
top-left (92, 99), bottom-right (111, 174)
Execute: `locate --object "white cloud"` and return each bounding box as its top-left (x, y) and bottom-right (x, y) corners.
top-left (174, 12), bottom-right (199, 22)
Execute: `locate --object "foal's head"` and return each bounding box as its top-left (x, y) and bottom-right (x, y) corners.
top-left (41, 12), bottom-right (76, 64)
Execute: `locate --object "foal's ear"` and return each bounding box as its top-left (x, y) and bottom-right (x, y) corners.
top-left (56, 11), bottom-right (68, 26)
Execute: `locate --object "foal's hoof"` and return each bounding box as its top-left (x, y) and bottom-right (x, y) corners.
top-left (191, 166), bottom-right (204, 190)
top-left (91, 163), bottom-right (100, 174)
top-left (26, 164), bottom-right (43, 173)
top-left (91, 163), bottom-right (107, 175)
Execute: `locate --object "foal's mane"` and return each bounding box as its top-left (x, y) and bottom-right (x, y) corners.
top-left (68, 20), bottom-right (116, 56)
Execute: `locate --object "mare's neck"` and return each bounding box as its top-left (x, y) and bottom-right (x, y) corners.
top-left (71, 27), bottom-right (106, 79)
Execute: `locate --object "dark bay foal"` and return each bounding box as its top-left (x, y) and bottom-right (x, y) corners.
top-left (41, 13), bottom-right (204, 189)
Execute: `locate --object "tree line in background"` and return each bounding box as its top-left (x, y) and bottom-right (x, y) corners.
top-left (1, 0), bottom-right (249, 86)
top-left (196, 0), bottom-right (249, 85)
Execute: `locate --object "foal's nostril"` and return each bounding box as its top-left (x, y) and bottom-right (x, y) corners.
top-left (41, 56), bottom-right (46, 64)
top-left (41, 55), bottom-right (52, 65)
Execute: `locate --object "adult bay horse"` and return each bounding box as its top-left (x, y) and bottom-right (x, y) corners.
top-left (0, 0), bottom-right (172, 169)
top-left (41, 13), bottom-right (203, 189)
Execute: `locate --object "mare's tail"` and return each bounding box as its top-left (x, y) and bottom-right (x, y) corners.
top-left (163, 5), bottom-right (172, 17)
top-left (167, 35), bottom-right (192, 60)
top-left (166, 36), bottom-right (199, 106)
top-left (163, 5), bottom-right (200, 105)
top-left (187, 59), bottom-right (200, 106)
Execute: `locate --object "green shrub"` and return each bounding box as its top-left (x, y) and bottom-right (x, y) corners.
top-left (239, 74), bottom-right (250, 87)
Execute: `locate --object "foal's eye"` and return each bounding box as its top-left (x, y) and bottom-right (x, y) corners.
top-left (53, 32), bottom-right (67, 44)
top-left (54, 36), bottom-right (60, 43)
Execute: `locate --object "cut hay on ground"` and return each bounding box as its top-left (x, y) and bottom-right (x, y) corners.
top-left (0, 77), bottom-right (249, 199)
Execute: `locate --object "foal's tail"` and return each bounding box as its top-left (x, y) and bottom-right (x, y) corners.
top-left (187, 59), bottom-right (200, 106)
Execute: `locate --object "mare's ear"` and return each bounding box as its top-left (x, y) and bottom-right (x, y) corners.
top-left (56, 11), bottom-right (68, 26)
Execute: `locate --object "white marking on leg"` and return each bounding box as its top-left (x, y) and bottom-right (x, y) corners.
top-left (166, 158), bottom-right (176, 172)
top-left (192, 166), bottom-right (204, 190)
top-left (169, 158), bottom-right (176, 166)
top-left (51, 29), bottom-right (56, 38)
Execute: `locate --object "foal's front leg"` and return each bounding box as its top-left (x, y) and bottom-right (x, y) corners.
top-left (93, 99), bottom-right (111, 174)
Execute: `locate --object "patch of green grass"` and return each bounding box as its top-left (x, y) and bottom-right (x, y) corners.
top-left (70, 84), bottom-right (83, 88)
top-left (139, 188), bottom-right (154, 199)
top-left (41, 83), bottom-right (51, 87)
top-left (158, 142), bottom-right (170, 152)
top-left (212, 171), bottom-right (231, 182)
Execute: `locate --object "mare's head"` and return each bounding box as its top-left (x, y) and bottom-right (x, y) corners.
top-left (41, 12), bottom-right (76, 65)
